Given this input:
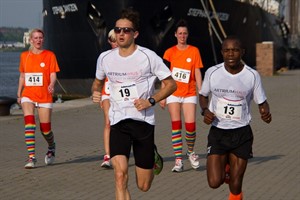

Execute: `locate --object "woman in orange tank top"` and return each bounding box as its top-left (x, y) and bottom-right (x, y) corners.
top-left (99, 29), bottom-right (118, 169)
top-left (161, 19), bottom-right (204, 172)
top-left (17, 28), bottom-right (60, 169)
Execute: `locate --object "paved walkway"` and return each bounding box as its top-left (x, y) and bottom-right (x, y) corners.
top-left (0, 70), bottom-right (299, 200)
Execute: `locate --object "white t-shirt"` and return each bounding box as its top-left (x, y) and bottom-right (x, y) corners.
top-left (200, 63), bottom-right (267, 129)
top-left (95, 45), bottom-right (171, 125)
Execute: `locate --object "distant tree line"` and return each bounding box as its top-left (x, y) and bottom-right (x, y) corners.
top-left (0, 27), bottom-right (29, 42)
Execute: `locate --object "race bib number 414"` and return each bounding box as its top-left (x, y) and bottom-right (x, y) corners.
top-left (25, 73), bottom-right (43, 86)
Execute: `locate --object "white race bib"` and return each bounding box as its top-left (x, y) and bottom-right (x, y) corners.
top-left (110, 82), bottom-right (139, 102)
top-left (104, 81), bottom-right (110, 95)
top-left (215, 98), bottom-right (242, 121)
top-left (172, 67), bottom-right (191, 83)
top-left (25, 73), bottom-right (43, 86)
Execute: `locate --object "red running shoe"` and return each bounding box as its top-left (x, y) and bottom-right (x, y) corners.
top-left (224, 164), bottom-right (230, 184)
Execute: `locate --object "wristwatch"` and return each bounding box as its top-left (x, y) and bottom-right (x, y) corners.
top-left (148, 97), bottom-right (156, 106)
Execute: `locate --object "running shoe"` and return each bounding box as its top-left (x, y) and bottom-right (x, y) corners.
top-left (153, 145), bottom-right (163, 175)
top-left (188, 152), bottom-right (200, 169)
top-left (224, 164), bottom-right (230, 184)
top-left (25, 157), bottom-right (37, 169)
top-left (101, 154), bottom-right (112, 169)
top-left (172, 159), bottom-right (183, 172)
top-left (45, 144), bottom-right (56, 165)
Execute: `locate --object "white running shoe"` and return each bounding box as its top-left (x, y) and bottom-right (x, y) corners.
top-left (188, 152), bottom-right (200, 169)
top-left (101, 154), bottom-right (112, 169)
top-left (172, 159), bottom-right (183, 172)
top-left (45, 146), bottom-right (56, 165)
top-left (25, 157), bottom-right (37, 169)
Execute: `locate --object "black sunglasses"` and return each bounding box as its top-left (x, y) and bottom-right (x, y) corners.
top-left (114, 27), bottom-right (135, 34)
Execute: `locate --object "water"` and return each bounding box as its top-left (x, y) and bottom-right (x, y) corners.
top-left (0, 52), bottom-right (21, 98)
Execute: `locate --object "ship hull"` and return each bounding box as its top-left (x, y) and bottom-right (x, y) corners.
top-left (43, 0), bottom-right (288, 95)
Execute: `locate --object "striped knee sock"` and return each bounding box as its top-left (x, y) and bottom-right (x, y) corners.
top-left (172, 121), bottom-right (182, 160)
top-left (24, 115), bottom-right (36, 158)
top-left (40, 122), bottom-right (55, 148)
top-left (185, 122), bottom-right (196, 154)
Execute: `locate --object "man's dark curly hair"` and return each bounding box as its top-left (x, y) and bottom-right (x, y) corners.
top-left (223, 35), bottom-right (245, 50)
top-left (120, 7), bottom-right (140, 31)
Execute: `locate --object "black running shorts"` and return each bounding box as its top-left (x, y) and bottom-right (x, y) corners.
top-left (110, 119), bottom-right (155, 169)
top-left (207, 125), bottom-right (253, 159)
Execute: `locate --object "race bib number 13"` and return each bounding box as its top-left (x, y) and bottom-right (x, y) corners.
top-left (25, 73), bottom-right (43, 86)
top-left (216, 98), bottom-right (242, 121)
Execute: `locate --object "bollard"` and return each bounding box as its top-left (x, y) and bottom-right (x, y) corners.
top-left (0, 96), bottom-right (17, 116)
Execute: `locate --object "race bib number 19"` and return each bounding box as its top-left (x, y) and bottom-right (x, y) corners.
top-left (25, 73), bottom-right (43, 86)
top-left (110, 82), bottom-right (139, 102)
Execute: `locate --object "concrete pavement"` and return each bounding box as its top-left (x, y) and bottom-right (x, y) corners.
top-left (0, 70), bottom-right (299, 200)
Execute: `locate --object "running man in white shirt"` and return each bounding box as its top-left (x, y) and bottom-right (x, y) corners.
top-left (91, 8), bottom-right (176, 200)
top-left (199, 36), bottom-right (272, 200)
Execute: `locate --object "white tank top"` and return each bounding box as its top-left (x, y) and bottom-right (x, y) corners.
top-left (96, 45), bottom-right (172, 125)
top-left (200, 63), bottom-right (267, 129)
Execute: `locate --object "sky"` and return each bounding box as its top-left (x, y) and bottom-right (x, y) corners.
top-left (0, 0), bottom-right (43, 29)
